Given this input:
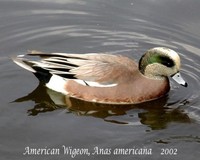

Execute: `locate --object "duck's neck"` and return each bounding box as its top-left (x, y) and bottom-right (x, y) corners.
top-left (139, 64), bottom-right (166, 80)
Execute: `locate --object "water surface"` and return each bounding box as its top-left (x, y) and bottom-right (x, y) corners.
top-left (0, 0), bottom-right (200, 159)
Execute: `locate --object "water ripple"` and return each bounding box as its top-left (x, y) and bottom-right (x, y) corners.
top-left (1, 5), bottom-right (199, 127)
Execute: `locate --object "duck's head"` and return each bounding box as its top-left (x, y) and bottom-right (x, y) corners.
top-left (139, 47), bottom-right (187, 87)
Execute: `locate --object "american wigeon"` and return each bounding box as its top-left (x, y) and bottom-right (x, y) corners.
top-left (12, 47), bottom-right (187, 104)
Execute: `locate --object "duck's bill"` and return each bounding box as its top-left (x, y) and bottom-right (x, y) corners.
top-left (171, 72), bottom-right (188, 87)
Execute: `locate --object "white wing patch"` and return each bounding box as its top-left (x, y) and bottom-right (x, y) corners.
top-left (46, 75), bottom-right (118, 95)
top-left (46, 75), bottom-right (68, 95)
top-left (75, 80), bottom-right (118, 87)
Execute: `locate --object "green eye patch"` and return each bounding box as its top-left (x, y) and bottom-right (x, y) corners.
top-left (149, 55), bottom-right (174, 67)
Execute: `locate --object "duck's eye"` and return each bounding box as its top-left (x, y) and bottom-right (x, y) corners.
top-left (160, 56), bottom-right (174, 67)
top-left (149, 55), bottom-right (175, 67)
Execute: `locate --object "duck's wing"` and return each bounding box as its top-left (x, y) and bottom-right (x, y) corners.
top-left (13, 50), bottom-right (137, 85)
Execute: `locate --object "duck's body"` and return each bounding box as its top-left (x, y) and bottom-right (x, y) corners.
top-left (62, 69), bottom-right (169, 104)
top-left (12, 47), bottom-right (187, 104)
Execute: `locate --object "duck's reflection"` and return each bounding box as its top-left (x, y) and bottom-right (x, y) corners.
top-left (14, 83), bottom-right (190, 130)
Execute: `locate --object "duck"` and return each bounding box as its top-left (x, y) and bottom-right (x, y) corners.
top-left (12, 47), bottom-right (187, 104)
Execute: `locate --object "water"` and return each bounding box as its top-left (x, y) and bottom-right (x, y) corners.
top-left (0, 0), bottom-right (200, 159)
